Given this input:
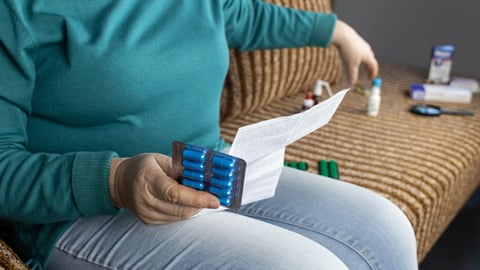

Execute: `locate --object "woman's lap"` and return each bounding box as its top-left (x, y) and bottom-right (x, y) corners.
top-left (47, 167), bottom-right (417, 270)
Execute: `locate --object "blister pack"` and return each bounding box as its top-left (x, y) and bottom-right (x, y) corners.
top-left (171, 141), bottom-right (246, 210)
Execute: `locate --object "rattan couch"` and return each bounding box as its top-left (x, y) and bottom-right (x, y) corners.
top-left (2, 0), bottom-right (480, 269)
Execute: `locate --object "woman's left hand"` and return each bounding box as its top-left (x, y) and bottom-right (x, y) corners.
top-left (331, 20), bottom-right (379, 85)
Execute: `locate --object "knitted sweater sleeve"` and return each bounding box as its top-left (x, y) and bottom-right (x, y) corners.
top-left (222, 0), bottom-right (337, 51)
top-left (0, 2), bottom-right (119, 224)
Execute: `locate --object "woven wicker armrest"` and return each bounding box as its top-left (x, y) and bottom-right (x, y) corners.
top-left (0, 239), bottom-right (28, 270)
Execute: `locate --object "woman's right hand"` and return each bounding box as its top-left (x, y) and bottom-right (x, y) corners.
top-left (109, 154), bottom-right (220, 225)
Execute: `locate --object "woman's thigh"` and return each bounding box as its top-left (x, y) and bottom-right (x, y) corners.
top-left (235, 166), bottom-right (418, 270)
top-left (47, 210), bottom-right (347, 270)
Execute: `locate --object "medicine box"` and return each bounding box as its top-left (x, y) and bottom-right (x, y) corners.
top-left (410, 83), bottom-right (472, 104)
top-left (428, 45), bottom-right (454, 84)
top-left (450, 77), bottom-right (480, 93)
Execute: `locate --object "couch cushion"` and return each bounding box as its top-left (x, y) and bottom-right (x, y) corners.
top-left (221, 63), bottom-right (480, 261)
top-left (221, 0), bottom-right (342, 121)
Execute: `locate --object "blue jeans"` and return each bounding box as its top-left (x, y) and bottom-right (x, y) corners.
top-left (47, 167), bottom-right (418, 269)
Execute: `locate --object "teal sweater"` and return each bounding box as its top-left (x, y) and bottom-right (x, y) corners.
top-left (0, 0), bottom-right (336, 268)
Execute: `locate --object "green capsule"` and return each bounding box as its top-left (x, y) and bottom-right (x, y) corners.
top-left (328, 160), bottom-right (339, 179)
top-left (318, 160), bottom-right (329, 177)
top-left (297, 161), bottom-right (308, 171)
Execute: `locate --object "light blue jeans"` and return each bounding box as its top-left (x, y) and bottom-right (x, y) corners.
top-left (47, 167), bottom-right (418, 269)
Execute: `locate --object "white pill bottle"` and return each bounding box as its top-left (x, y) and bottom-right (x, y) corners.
top-left (367, 77), bottom-right (382, 116)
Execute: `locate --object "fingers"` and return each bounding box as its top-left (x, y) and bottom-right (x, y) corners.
top-left (364, 52), bottom-right (379, 80)
top-left (134, 177), bottom-right (216, 225)
top-left (112, 153), bottom-right (221, 225)
top-left (138, 199), bottom-right (203, 225)
top-left (347, 52), bottom-right (379, 85)
top-left (140, 183), bottom-right (217, 225)
top-left (157, 179), bottom-right (220, 208)
top-left (151, 154), bottom-right (220, 209)
top-left (143, 168), bottom-right (219, 224)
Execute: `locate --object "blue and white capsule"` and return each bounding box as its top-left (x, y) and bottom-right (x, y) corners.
top-left (212, 155), bottom-right (236, 169)
top-left (210, 177), bottom-right (234, 189)
top-left (218, 196), bottom-right (231, 207)
top-left (182, 159), bottom-right (205, 172)
top-left (211, 167), bottom-right (235, 179)
top-left (182, 148), bottom-right (206, 162)
top-left (209, 186), bottom-right (232, 197)
top-left (181, 179), bottom-right (205, 190)
top-left (182, 169), bottom-right (205, 182)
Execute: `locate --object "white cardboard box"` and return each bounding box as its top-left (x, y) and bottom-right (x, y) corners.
top-left (410, 83), bottom-right (472, 103)
top-left (450, 77), bottom-right (480, 93)
top-left (428, 45), bottom-right (454, 84)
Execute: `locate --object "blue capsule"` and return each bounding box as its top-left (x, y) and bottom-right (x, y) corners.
top-left (218, 196), bottom-right (231, 207)
top-left (211, 167), bottom-right (235, 179)
top-left (173, 141), bottom-right (245, 210)
top-left (182, 159), bottom-right (205, 172)
top-left (182, 148), bottom-right (206, 162)
top-left (212, 155), bottom-right (236, 169)
top-left (209, 186), bottom-right (232, 197)
top-left (181, 178), bottom-right (205, 190)
top-left (210, 177), bottom-right (233, 189)
top-left (182, 169), bottom-right (205, 182)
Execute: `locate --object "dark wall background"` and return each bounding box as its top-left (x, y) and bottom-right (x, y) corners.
top-left (335, 0), bottom-right (480, 78)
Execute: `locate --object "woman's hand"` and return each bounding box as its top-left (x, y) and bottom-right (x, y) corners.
top-left (109, 154), bottom-right (220, 225)
top-left (332, 20), bottom-right (379, 85)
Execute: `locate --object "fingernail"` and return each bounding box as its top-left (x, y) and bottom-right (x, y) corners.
top-left (208, 198), bottom-right (220, 208)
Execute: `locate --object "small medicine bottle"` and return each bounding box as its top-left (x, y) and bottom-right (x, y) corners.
top-left (366, 77), bottom-right (382, 116)
top-left (313, 80), bottom-right (323, 104)
top-left (302, 92), bottom-right (314, 111)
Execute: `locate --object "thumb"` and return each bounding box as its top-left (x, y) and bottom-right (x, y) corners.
top-left (366, 57), bottom-right (379, 80)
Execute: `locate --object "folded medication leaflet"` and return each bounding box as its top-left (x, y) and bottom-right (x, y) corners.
top-left (199, 88), bottom-right (349, 214)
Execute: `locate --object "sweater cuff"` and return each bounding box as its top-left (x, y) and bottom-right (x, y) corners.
top-left (72, 151), bottom-right (120, 216)
top-left (310, 13), bottom-right (337, 47)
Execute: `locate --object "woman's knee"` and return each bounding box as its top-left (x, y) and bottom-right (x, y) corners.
top-left (315, 178), bottom-right (419, 270)
top-left (353, 188), bottom-right (418, 269)
top-left (248, 168), bottom-right (418, 269)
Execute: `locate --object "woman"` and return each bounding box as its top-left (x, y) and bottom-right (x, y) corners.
top-left (0, 0), bottom-right (418, 269)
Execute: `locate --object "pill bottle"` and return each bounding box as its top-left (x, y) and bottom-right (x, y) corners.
top-left (302, 92), bottom-right (314, 111)
top-left (313, 80), bottom-right (323, 104)
top-left (366, 78), bottom-right (382, 116)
